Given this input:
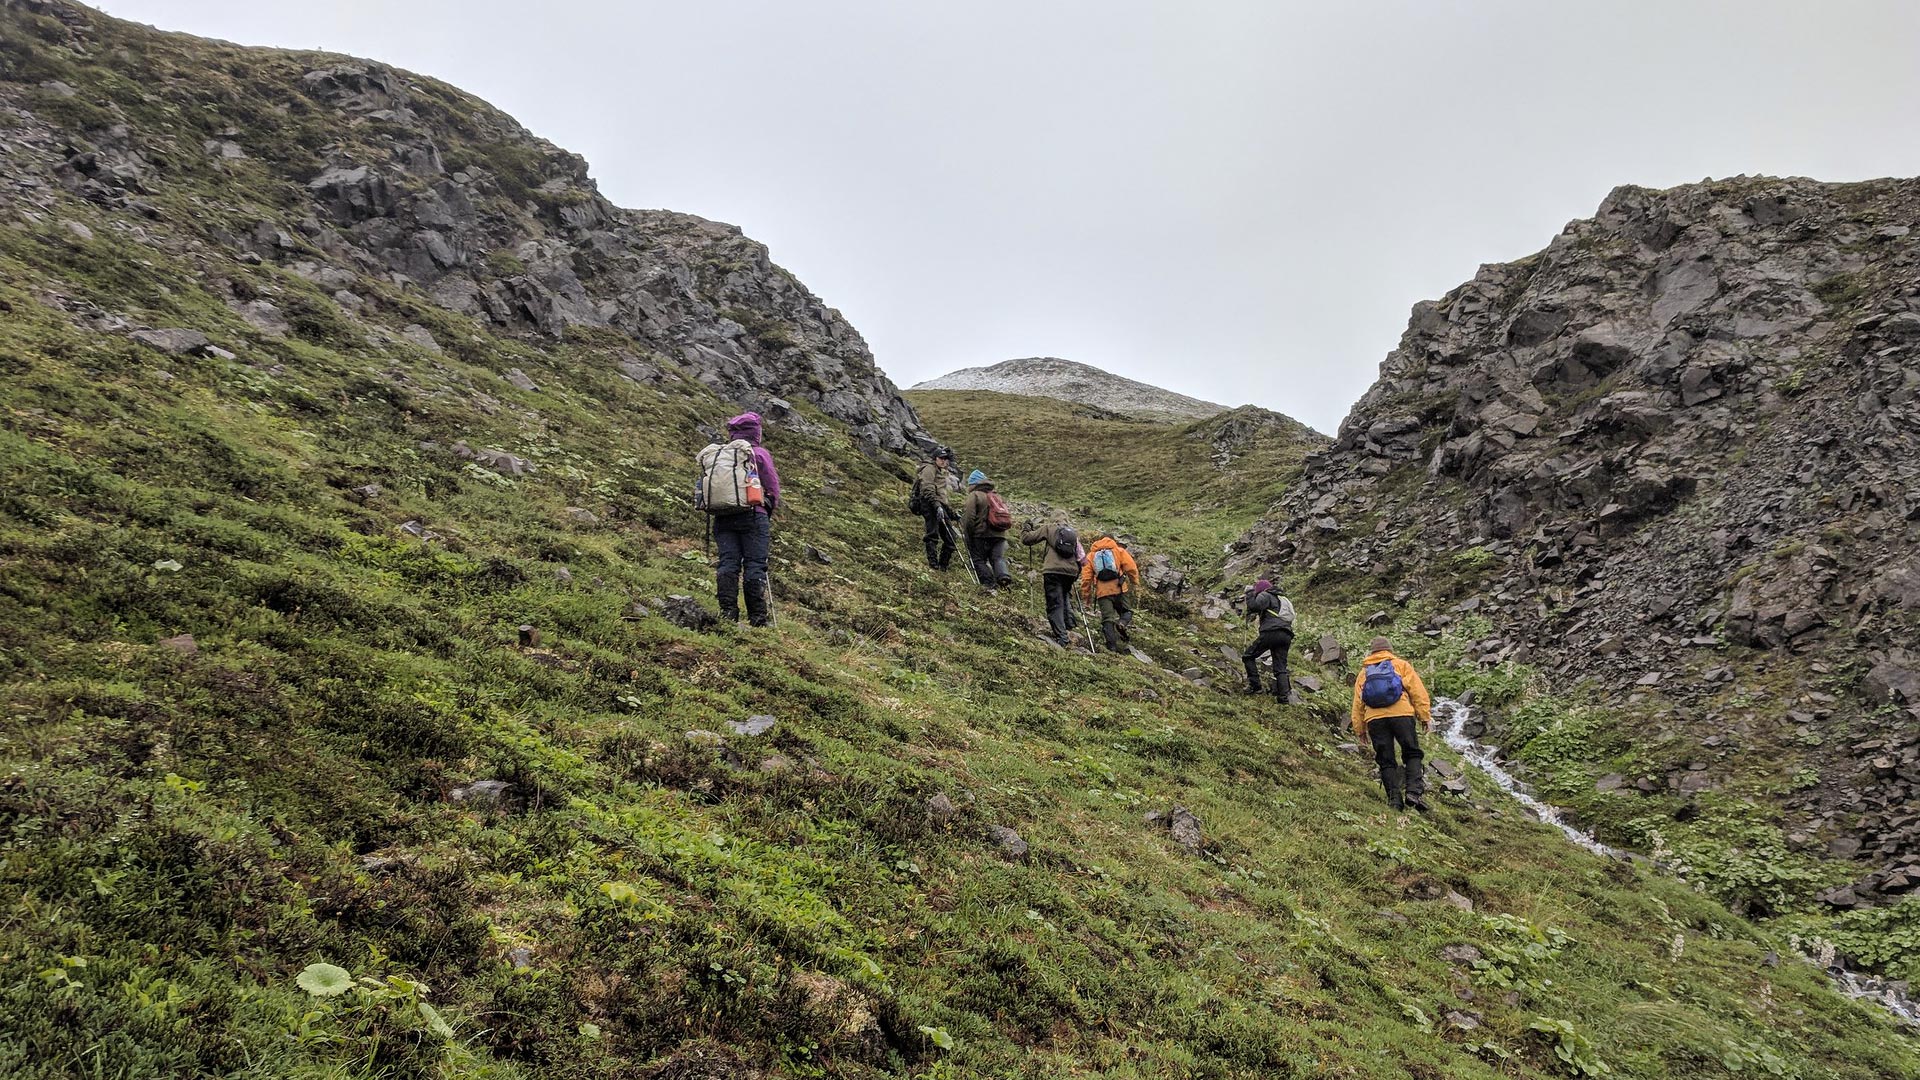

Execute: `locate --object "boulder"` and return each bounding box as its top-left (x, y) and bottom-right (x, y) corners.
top-left (727, 715), bottom-right (777, 737)
top-left (660, 595), bottom-right (719, 632)
top-left (986, 825), bottom-right (1028, 859)
top-left (129, 328), bottom-right (210, 355)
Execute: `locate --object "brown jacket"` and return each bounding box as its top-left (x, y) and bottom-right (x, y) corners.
top-left (1350, 650), bottom-right (1433, 737)
top-left (1079, 537), bottom-right (1140, 602)
top-left (1020, 522), bottom-right (1082, 576)
top-left (960, 483), bottom-right (1009, 539)
top-left (913, 461), bottom-right (952, 510)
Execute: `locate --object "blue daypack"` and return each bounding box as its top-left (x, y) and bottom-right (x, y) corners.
top-left (1093, 548), bottom-right (1119, 581)
top-left (1360, 659), bottom-right (1405, 708)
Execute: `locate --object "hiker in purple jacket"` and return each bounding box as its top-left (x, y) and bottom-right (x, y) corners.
top-left (715, 412), bottom-right (781, 626)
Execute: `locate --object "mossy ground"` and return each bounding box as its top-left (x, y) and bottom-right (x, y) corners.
top-left (1, 220), bottom-right (1916, 1079)
top-left (0, 4), bottom-right (1917, 1078)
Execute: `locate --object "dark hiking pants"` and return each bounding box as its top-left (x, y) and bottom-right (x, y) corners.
top-left (1241, 627), bottom-right (1294, 700)
top-left (969, 536), bottom-right (1009, 587)
top-left (1367, 714), bottom-right (1425, 806)
top-left (921, 504), bottom-right (953, 569)
top-left (1096, 592), bottom-right (1133, 651)
top-left (714, 511), bottom-right (771, 625)
top-left (1043, 572), bottom-right (1077, 642)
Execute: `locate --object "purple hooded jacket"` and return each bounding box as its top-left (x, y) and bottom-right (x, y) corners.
top-left (726, 412), bottom-right (780, 514)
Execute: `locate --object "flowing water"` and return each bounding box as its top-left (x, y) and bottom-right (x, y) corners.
top-left (1431, 697), bottom-right (1920, 1027)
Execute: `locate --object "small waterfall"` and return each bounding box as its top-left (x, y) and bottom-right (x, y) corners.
top-left (1433, 698), bottom-right (1620, 859)
top-left (1431, 696), bottom-right (1920, 1027)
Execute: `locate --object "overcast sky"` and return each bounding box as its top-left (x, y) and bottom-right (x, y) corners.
top-left (99, 1), bottom-right (1920, 431)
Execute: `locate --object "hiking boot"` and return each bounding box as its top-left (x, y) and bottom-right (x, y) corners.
top-left (744, 580), bottom-right (772, 627)
top-left (1406, 796), bottom-right (1431, 814)
top-left (1381, 766), bottom-right (1405, 811)
top-left (1242, 685), bottom-right (1265, 696)
top-left (1273, 688), bottom-right (1291, 705)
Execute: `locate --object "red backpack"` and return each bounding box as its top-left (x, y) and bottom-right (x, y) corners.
top-left (984, 492), bottom-right (1013, 531)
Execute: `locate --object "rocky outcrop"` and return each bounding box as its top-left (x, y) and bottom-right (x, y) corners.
top-left (913, 358), bottom-right (1228, 421)
top-left (0, 1), bottom-right (926, 452)
top-left (1232, 175), bottom-right (1920, 864)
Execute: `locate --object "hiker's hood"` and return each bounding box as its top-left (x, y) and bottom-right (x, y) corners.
top-left (1253, 579), bottom-right (1273, 594)
top-left (1089, 536), bottom-right (1120, 551)
top-left (1362, 650), bottom-right (1398, 664)
top-left (726, 412), bottom-right (763, 444)
top-left (966, 469), bottom-right (987, 486)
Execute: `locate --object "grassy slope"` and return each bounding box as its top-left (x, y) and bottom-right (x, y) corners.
top-left (908, 390), bottom-right (1322, 581)
top-left (0, 10), bottom-right (1915, 1080)
top-left (2, 235), bottom-right (1916, 1080)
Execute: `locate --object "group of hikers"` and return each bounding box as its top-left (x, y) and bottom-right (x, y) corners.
top-left (694, 417), bottom-right (1439, 812)
top-left (912, 445), bottom-right (1140, 654)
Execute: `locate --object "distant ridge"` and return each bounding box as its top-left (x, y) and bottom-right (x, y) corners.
top-left (911, 357), bottom-right (1226, 421)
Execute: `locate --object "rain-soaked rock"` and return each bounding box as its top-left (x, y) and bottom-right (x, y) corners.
top-left (157, 633), bottom-right (198, 656)
top-left (728, 715), bottom-right (777, 737)
top-left (660, 595), bottom-right (718, 632)
top-left (451, 779), bottom-right (512, 806)
top-left (986, 825), bottom-right (1028, 859)
top-left (1169, 806), bottom-right (1203, 854)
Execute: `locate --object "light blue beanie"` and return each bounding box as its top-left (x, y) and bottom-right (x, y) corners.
top-left (967, 469), bottom-right (987, 485)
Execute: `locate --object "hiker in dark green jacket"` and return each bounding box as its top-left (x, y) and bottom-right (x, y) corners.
top-left (1021, 518), bottom-right (1083, 646)
top-left (912, 446), bottom-right (956, 571)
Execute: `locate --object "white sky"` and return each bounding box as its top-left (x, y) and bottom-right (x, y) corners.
top-left (99, 0), bottom-right (1920, 431)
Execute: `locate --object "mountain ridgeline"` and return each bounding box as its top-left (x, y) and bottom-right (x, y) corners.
top-left (1233, 177), bottom-right (1920, 915)
top-left (3, 2), bottom-right (1920, 1078)
top-left (911, 357), bottom-right (1231, 422)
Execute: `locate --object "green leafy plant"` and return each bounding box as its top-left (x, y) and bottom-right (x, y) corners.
top-left (1529, 1016), bottom-right (1611, 1077)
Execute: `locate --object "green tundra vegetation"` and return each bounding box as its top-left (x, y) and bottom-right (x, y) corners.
top-left (0, 3), bottom-right (1917, 1079)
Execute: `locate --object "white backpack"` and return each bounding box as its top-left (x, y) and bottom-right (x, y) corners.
top-left (696, 440), bottom-right (762, 514)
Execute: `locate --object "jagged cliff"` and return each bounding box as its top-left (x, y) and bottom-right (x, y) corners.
top-left (912, 357), bottom-right (1228, 421)
top-left (1233, 175), bottom-right (1920, 903)
top-left (0, 0), bottom-right (925, 451)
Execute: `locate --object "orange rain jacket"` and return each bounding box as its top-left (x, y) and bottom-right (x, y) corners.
top-left (1078, 537), bottom-right (1140, 603)
top-left (1350, 650), bottom-right (1433, 738)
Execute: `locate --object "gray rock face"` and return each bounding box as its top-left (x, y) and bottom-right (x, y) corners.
top-left (1231, 175), bottom-right (1920, 866)
top-left (7, 23), bottom-right (928, 454)
top-left (913, 357), bottom-right (1226, 421)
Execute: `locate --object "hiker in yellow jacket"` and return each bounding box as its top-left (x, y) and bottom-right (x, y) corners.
top-left (1078, 535), bottom-right (1140, 654)
top-left (1350, 636), bottom-right (1433, 812)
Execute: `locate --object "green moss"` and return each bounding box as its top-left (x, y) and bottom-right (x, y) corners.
top-left (0, 5), bottom-right (1915, 1078)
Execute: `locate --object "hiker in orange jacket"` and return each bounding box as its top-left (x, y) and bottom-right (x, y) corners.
top-left (1350, 636), bottom-right (1434, 812)
top-left (1078, 535), bottom-right (1140, 653)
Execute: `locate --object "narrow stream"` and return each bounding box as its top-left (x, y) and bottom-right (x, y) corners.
top-left (1431, 697), bottom-right (1920, 1028)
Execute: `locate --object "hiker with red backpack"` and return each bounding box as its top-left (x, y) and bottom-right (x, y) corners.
top-left (1078, 534), bottom-right (1140, 653)
top-left (696, 412), bottom-right (781, 626)
top-left (959, 469), bottom-right (1013, 590)
top-left (1021, 517), bottom-right (1083, 647)
top-left (1350, 636), bottom-right (1433, 811)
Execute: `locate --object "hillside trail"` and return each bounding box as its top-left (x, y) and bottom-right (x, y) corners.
top-left (1434, 699), bottom-right (1920, 1027)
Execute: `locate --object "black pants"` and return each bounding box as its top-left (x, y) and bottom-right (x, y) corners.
top-left (1367, 715), bottom-right (1426, 805)
top-left (714, 511), bottom-right (772, 625)
top-left (969, 536), bottom-right (1009, 587)
top-left (1043, 573), bottom-right (1077, 641)
top-left (1241, 627), bottom-right (1293, 699)
top-left (921, 504), bottom-right (953, 568)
